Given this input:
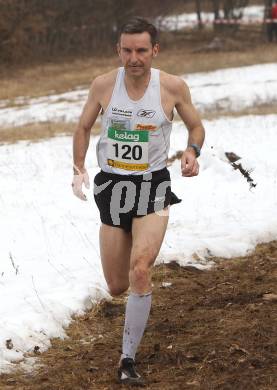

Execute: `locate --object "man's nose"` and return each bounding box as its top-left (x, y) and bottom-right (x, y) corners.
top-left (130, 51), bottom-right (138, 63)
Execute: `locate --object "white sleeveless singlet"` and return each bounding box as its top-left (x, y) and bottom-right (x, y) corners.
top-left (96, 67), bottom-right (173, 175)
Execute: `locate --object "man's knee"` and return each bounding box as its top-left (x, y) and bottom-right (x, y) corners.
top-left (130, 250), bottom-right (156, 285)
top-left (130, 264), bottom-right (149, 284)
top-left (129, 264), bottom-right (152, 295)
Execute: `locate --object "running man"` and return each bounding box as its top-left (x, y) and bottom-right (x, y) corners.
top-left (72, 17), bottom-right (205, 386)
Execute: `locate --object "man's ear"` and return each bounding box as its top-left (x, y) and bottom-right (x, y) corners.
top-left (116, 42), bottom-right (121, 57)
top-left (153, 43), bottom-right (159, 58)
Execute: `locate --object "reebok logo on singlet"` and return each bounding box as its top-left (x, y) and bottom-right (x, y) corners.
top-left (137, 109), bottom-right (156, 118)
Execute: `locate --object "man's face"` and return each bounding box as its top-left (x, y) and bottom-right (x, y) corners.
top-left (117, 32), bottom-right (159, 77)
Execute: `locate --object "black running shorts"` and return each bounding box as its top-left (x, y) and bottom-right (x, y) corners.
top-left (93, 167), bottom-right (181, 232)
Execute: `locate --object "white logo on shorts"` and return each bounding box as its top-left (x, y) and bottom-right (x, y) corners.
top-left (151, 196), bottom-right (165, 202)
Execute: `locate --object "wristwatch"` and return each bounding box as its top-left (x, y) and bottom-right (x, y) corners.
top-left (188, 143), bottom-right (201, 158)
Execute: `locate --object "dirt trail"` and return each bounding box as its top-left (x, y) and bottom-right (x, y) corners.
top-left (0, 241), bottom-right (276, 390)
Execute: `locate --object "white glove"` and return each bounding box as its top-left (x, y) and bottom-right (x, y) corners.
top-left (71, 165), bottom-right (90, 201)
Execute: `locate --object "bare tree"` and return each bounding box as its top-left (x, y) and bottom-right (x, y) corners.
top-left (212, 0), bottom-right (250, 33)
top-left (212, 0), bottom-right (221, 20)
top-left (0, 0), bottom-right (185, 66)
top-left (264, 0), bottom-right (275, 41)
top-left (195, 0), bottom-right (203, 29)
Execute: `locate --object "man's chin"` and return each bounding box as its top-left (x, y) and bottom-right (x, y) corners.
top-left (126, 66), bottom-right (146, 76)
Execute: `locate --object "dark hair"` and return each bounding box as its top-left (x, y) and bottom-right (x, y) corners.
top-left (119, 17), bottom-right (158, 46)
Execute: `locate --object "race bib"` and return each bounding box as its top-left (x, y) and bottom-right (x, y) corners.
top-left (107, 128), bottom-right (149, 171)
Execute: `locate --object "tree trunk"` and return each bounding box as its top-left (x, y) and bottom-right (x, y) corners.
top-left (195, 0), bottom-right (203, 29)
top-left (212, 0), bottom-right (220, 20)
top-left (265, 0), bottom-right (273, 41)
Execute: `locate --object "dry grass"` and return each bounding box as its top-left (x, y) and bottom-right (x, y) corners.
top-left (2, 101), bottom-right (275, 145)
top-left (0, 56), bottom-right (118, 102)
top-left (166, 102), bottom-right (277, 125)
top-left (1, 29), bottom-right (277, 102)
top-left (0, 121), bottom-right (101, 144)
top-left (198, 103), bottom-right (277, 121)
top-left (155, 39), bottom-right (277, 77)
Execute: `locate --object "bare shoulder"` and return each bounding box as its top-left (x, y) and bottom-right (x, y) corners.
top-left (160, 70), bottom-right (190, 98)
top-left (93, 69), bottom-right (118, 87)
top-left (89, 69), bottom-right (118, 96)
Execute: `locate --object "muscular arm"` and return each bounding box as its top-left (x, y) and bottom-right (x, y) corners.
top-left (173, 77), bottom-right (205, 176)
top-left (73, 78), bottom-right (102, 173)
top-left (175, 78), bottom-right (205, 151)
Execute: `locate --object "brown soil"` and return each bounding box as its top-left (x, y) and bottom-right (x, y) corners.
top-left (1, 241), bottom-right (276, 390)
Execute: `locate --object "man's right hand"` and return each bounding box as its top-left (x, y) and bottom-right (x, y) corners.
top-left (71, 166), bottom-right (90, 201)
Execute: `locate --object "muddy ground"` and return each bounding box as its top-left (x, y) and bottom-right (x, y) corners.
top-left (0, 241), bottom-right (276, 390)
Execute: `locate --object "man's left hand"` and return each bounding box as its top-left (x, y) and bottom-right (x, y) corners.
top-left (181, 149), bottom-right (199, 177)
top-left (71, 167), bottom-right (90, 201)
